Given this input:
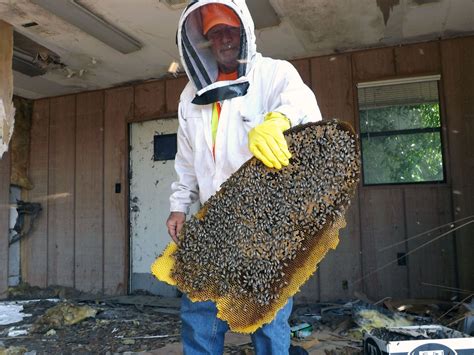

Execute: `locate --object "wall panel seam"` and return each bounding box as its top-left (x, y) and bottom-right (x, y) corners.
top-left (73, 95), bottom-right (77, 289)
top-left (46, 99), bottom-right (51, 286)
top-left (439, 39), bottom-right (461, 291)
top-left (402, 189), bottom-right (411, 298)
top-left (102, 92), bottom-right (105, 294)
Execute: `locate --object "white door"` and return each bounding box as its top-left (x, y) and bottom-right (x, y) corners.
top-left (129, 119), bottom-right (179, 296)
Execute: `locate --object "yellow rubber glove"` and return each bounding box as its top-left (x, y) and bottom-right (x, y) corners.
top-left (248, 112), bottom-right (291, 169)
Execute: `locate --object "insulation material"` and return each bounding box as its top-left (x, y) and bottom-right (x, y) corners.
top-left (0, 20), bottom-right (15, 159)
top-left (10, 97), bottom-right (33, 189)
top-left (152, 120), bottom-right (361, 333)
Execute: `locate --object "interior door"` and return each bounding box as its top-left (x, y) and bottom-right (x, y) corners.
top-left (129, 118), bottom-right (179, 296)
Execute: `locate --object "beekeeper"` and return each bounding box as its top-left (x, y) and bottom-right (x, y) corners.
top-left (166, 0), bottom-right (322, 353)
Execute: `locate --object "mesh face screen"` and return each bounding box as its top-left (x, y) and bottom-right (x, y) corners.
top-left (152, 120), bottom-right (361, 333)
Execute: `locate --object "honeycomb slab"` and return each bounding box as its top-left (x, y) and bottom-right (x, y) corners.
top-left (152, 120), bottom-right (361, 333)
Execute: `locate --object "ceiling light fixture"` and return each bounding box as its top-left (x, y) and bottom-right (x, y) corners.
top-left (31, 0), bottom-right (142, 54)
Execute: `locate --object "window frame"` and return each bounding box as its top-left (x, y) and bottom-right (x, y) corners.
top-left (355, 75), bottom-right (449, 187)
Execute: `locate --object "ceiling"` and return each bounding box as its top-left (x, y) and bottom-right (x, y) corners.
top-left (1, 0), bottom-right (473, 99)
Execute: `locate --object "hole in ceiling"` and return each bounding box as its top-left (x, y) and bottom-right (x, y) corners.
top-left (13, 31), bottom-right (64, 77)
top-left (410, 0), bottom-right (441, 5)
top-left (22, 22), bottom-right (39, 28)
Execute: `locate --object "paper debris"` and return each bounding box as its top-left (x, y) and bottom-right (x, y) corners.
top-left (0, 304), bottom-right (29, 325)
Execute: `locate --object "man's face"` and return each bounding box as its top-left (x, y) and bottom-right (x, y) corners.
top-left (207, 24), bottom-right (241, 73)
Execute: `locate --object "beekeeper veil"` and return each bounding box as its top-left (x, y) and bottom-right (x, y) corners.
top-left (177, 0), bottom-right (257, 105)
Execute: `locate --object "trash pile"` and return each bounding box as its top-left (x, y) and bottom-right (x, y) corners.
top-left (288, 294), bottom-right (473, 354)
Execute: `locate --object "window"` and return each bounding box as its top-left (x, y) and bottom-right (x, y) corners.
top-left (357, 76), bottom-right (445, 185)
top-left (153, 134), bottom-right (177, 161)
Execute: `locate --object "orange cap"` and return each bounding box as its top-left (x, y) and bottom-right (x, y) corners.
top-left (200, 4), bottom-right (240, 35)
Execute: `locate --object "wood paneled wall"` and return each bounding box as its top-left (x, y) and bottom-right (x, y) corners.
top-left (293, 40), bottom-right (460, 302)
top-left (16, 37), bottom-right (472, 299)
top-left (23, 100), bottom-right (49, 288)
top-left (351, 41), bottom-right (456, 301)
top-left (22, 80), bottom-right (184, 294)
top-left (103, 88), bottom-right (133, 294)
top-left (441, 37), bottom-right (474, 293)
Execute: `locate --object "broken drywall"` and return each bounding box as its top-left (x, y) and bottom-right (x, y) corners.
top-left (272, 0), bottom-right (386, 53)
top-left (10, 97), bottom-right (33, 189)
top-left (13, 31), bottom-right (63, 74)
top-left (0, 20), bottom-right (15, 158)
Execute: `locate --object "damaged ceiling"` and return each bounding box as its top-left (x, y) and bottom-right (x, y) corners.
top-left (0, 0), bottom-right (473, 99)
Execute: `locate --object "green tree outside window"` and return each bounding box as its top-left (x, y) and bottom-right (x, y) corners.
top-left (360, 103), bottom-right (445, 185)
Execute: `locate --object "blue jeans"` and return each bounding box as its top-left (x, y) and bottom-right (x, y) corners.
top-left (181, 295), bottom-right (293, 355)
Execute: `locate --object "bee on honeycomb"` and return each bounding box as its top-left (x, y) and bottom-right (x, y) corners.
top-left (152, 119), bottom-right (361, 333)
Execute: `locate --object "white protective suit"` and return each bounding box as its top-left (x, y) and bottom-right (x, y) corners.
top-left (170, 0), bottom-right (323, 213)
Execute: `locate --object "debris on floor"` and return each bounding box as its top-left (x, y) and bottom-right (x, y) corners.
top-left (0, 286), bottom-right (182, 354)
top-left (463, 299), bottom-right (474, 335)
top-left (0, 346), bottom-right (29, 355)
top-left (6, 283), bottom-right (85, 301)
top-left (31, 301), bottom-right (97, 333)
top-left (352, 305), bottom-right (413, 335)
top-left (365, 325), bottom-right (473, 354)
top-left (289, 294), bottom-right (474, 354)
top-left (0, 304), bottom-right (29, 326)
top-left (291, 322), bottom-right (313, 339)
top-left (1, 284), bottom-right (473, 354)
top-left (0, 299), bottom-right (59, 326)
